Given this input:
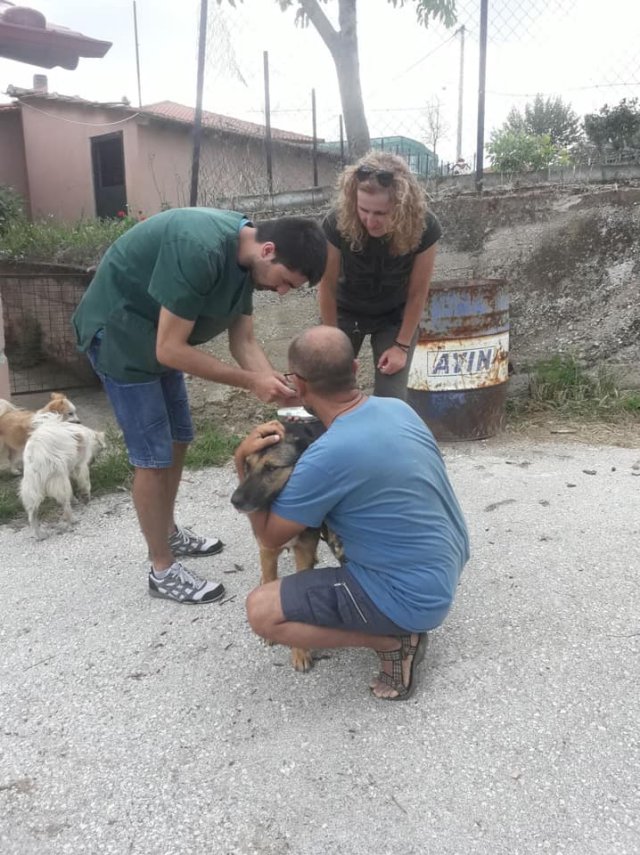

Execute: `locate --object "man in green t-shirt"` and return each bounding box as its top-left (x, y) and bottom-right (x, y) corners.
top-left (72, 207), bottom-right (326, 605)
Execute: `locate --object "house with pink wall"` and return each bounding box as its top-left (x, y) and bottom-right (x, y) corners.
top-left (0, 81), bottom-right (341, 222)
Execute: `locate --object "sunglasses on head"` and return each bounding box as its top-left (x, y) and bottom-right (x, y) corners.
top-left (355, 166), bottom-right (394, 187)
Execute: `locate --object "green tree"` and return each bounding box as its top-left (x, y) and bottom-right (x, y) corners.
top-left (220, 1), bottom-right (457, 157)
top-left (487, 128), bottom-right (557, 174)
top-left (584, 98), bottom-right (640, 152)
top-left (505, 95), bottom-right (581, 148)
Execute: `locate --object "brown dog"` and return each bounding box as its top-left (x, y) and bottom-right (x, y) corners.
top-left (231, 433), bottom-right (342, 672)
top-left (0, 392), bottom-right (80, 474)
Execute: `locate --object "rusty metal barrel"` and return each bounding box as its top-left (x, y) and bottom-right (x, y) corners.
top-left (407, 278), bottom-right (509, 441)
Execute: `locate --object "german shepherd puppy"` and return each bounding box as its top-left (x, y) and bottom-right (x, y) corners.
top-left (231, 433), bottom-right (342, 672)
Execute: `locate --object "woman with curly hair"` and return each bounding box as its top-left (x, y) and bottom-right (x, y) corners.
top-left (319, 150), bottom-right (442, 399)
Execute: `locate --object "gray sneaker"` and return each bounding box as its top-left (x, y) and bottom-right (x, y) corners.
top-left (169, 525), bottom-right (224, 558)
top-left (148, 562), bottom-right (225, 604)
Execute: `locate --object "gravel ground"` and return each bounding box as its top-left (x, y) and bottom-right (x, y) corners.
top-left (1, 436), bottom-right (640, 855)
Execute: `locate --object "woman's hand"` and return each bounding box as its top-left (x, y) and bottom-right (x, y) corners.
top-left (377, 346), bottom-right (407, 376)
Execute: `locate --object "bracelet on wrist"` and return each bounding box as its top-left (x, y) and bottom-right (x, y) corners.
top-left (393, 340), bottom-right (410, 352)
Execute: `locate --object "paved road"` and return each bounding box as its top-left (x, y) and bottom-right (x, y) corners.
top-left (1, 437), bottom-right (639, 854)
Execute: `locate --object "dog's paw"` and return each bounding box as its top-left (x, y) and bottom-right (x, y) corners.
top-left (291, 647), bottom-right (314, 673)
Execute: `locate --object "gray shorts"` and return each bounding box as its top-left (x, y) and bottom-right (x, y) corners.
top-left (280, 565), bottom-right (408, 636)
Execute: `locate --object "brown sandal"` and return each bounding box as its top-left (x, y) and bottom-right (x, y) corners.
top-left (372, 633), bottom-right (429, 701)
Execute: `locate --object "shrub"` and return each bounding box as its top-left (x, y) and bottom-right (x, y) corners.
top-left (0, 185), bottom-right (25, 235)
top-left (0, 216), bottom-right (135, 268)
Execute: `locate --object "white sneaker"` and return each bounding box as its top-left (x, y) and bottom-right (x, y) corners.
top-left (148, 562), bottom-right (225, 604)
top-left (168, 525), bottom-right (224, 557)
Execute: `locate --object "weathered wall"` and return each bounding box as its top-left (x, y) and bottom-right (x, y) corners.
top-left (132, 121), bottom-right (341, 214)
top-left (0, 109), bottom-right (30, 212)
top-left (12, 100), bottom-right (341, 221)
top-left (19, 102), bottom-right (138, 221)
top-left (430, 183), bottom-right (640, 369)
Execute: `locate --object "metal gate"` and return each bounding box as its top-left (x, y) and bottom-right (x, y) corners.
top-left (0, 269), bottom-right (99, 396)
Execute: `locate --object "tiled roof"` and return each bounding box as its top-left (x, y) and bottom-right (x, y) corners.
top-left (141, 101), bottom-right (314, 144)
top-left (5, 88), bottom-right (315, 145)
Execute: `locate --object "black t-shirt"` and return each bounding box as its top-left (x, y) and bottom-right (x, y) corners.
top-left (322, 209), bottom-right (442, 327)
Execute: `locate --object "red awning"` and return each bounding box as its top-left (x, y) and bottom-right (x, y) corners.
top-left (0, 2), bottom-right (111, 70)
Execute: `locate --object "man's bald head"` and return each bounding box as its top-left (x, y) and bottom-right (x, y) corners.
top-left (288, 326), bottom-right (356, 395)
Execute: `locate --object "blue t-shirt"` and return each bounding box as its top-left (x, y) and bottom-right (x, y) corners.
top-left (272, 397), bottom-right (470, 632)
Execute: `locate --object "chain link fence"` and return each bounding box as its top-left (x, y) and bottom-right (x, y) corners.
top-left (189, 0), bottom-right (639, 199)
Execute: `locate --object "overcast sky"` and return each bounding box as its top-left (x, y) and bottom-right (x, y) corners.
top-left (1, 0), bottom-right (638, 162)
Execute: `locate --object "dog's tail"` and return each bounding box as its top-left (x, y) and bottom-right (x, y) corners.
top-left (0, 399), bottom-right (18, 417)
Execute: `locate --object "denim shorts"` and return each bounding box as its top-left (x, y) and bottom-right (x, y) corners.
top-left (280, 564), bottom-right (409, 636)
top-left (86, 336), bottom-right (194, 468)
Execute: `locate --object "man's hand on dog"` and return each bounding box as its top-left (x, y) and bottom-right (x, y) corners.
top-left (235, 421), bottom-right (285, 466)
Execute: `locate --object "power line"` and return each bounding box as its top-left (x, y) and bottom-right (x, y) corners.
top-left (367, 31), bottom-right (460, 101)
top-left (16, 100), bottom-right (141, 127)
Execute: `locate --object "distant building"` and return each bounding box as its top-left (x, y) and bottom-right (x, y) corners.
top-left (0, 82), bottom-right (340, 221)
top-left (369, 136), bottom-right (438, 176)
top-left (319, 135), bottom-right (438, 176)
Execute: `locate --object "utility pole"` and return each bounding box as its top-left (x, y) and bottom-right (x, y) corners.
top-left (475, 0), bottom-right (489, 193)
top-left (263, 51), bottom-right (273, 195)
top-left (456, 24), bottom-right (465, 161)
top-left (190, 0), bottom-right (208, 207)
top-left (133, 1), bottom-right (142, 107)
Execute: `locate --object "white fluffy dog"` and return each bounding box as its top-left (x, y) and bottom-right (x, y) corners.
top-left (20, 413), bottom-right (106, 538)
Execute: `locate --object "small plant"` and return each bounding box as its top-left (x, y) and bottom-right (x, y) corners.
top-left (185, 421), bottom-right (239, 469)
top-left (621, 394), bottom-right (640, 413)
top-left (0, 185), bottom-right (25, 235)
top-left (89, 427), bottom-right (132, 495)
top-left (528, 355), bottom-right (595, 405)
top-left (509, 354), bottom-right (640, 424)
top-left (0, 216), bottom-right (136, 267)
top-left (0, 470), bottom-right (22, 520)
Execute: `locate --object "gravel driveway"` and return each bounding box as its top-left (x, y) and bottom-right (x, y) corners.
top-left (1, 436), bottom-right (639, 855)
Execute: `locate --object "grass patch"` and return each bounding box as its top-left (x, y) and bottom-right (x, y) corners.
top-left (0, 420), bottom-right (239, 526)
top-left (507, 355), bottom-right (640, 423)
top-left (0, 470), bottom-right (22, 520)
top-left (90, 427), bottom-right (132, 495)
top-left (185, 421), bottom-right (240, 469)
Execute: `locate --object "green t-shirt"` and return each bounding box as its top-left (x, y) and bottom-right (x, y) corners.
top-left (72, 208), bottom-right (253, 382)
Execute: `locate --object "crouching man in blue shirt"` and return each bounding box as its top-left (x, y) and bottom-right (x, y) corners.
top-left (233, 326), bottom-right (470, 701)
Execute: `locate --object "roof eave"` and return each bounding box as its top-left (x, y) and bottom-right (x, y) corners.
top-left (0, 20), bottom-right (111, 70)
